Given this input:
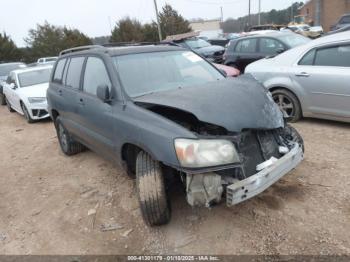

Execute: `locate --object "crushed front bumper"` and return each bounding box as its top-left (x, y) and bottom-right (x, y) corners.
top-left (226, 143), bottom-right (303, 206)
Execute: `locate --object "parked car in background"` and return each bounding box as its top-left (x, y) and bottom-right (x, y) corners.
top-left (282, 24), bottom-right (323, 39)
top-left (0, 62), bottom-right (26, 105)
top-left (207, 37), bottom-right (230, 47)
top-left (325, 25), bottom-right (350, 36)
top-left (164, 32), bottom-right (225, 63)
top-left (37, 57), bottom-right (58, 64)
top-left (47, 44), bottom-right (304, 226)
top-left (330, 13), bottom-right (350, 31)
top-left (3, 65), bottom-right (52, 123)
top-left (223, 32), bottom-right (310, 72)
top-left (249, 24), bottom-right (284, 32)
top-left (246, 31), bottom-right (350, 123)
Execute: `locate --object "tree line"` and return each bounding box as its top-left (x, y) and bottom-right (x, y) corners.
top-left (0, 4), bottom-right (190, 64)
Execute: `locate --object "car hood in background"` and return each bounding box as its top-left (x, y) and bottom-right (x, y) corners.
top-left (133, 75), bottom-right (284, 133)
top-left (213, 63), bottom-right (240, 77)
top-left (195, 45), bottom-right (225, 55)
top-left (17, 83), bottom-right (49, 98)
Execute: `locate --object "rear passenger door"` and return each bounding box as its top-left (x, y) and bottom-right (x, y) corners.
top-left (77, 56), bottom-right (115, 158)
top-left (234, 38), bottom-right (258, 72)
top-left (258, 37), bottom-right (286, 57)
top-left (55, 56), bottom-right (85, 134)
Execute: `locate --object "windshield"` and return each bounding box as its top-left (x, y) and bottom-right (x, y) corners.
top-left (113, 51), bottom-right (224, 98)
top-left (0, 63), bottom-right (26, 77)
top-left (277, 34), bottom-right (311, 48)
top-left (184, 38), bottom-right (211, 49)
top-left (18, 68), bottom-right (51, 88)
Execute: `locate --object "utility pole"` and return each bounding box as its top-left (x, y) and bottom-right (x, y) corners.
top-left (220, 6), bottom-right (224, 22)
top-left (153, 0), bottom-right (162, 41)
top-left (258, 0), bottom-right (261, 25)
top-left (248, 0), bottom-right (251, 28)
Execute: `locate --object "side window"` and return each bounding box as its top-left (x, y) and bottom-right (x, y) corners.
top-left (235, 39), bottom-right (257, 53)
top-left (259, 38), bottom-right (284, 54)
top-left (298, 49), bottom-right (316, 66)
top-left (314, 45), bottom-right (350, 67)
top-left (339, 15), bottom-right (350, 24)
top-left (52, 59), bottom-right (66, 83)
top-left (83, 57), bottom-right (111, 96)
top-left (65, 57), bottom-right (85, 89)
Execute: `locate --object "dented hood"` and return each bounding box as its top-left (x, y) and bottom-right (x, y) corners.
top-left (133, 75), bottom-right (284, 133)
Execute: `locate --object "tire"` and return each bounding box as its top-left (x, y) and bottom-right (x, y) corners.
top-left (0, 94), bottom-right (6, 106)
top-left (283, 125), bottom-right (305, 153)
top-left (136, 151), bottom-right (171, 226)
top-left (5, 97), bottom-right (14, 112)
top-left (55, 117), bottom-right (85, 156)
top-left (271, 89), bottom-right (302, 123)
top-left (21, 103), bottom-right (35, 124)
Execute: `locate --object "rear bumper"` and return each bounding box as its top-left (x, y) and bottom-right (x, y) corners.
top-left (226, 143), bottom-right (303, 206)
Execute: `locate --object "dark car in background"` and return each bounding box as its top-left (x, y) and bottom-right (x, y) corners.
top-left (223, 32), bottom-right (310, 72)
top-left (0, 62), bottom-right (26, 105)
top-left (331, 13), bottom-right (350, 31)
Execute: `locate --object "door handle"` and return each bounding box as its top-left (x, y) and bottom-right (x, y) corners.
top-left (295, 72), bottom-right (310, 77)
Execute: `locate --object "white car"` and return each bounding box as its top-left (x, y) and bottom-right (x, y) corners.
top-left (37, 57), bottom-right (58, 64)
top-left (3, 66), bottom-right (52, 123)
top-left (245, 31), bottom-right (350, 123)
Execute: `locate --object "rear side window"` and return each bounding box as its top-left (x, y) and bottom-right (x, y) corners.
top-left (83, 57), bottom-right (111, 96)
top-left (235, 39), bottom-right (257, 53)
top-left (340, 15), bottom-right (350, 24)
top-left (298, 49), bottom-right (316, 65)
top-left (314, 45), bottom-right (350, 67)
top-left (65, 57), bottom-right (85, 89)
top-left (53, 59), bottom-right (66, 83)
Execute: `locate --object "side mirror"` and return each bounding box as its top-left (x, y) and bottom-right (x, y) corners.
top-left (96, 85), bottom-right (111, 102)
top-left (10, 83), bottom-right (16, 89)
top-left (276, 48), bottom-right (286, 54)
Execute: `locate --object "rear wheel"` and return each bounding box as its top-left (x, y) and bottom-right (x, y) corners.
top-left (5, 97), bottom-right (14, 112)
top-left (55, 117), bottom-right (85, 156)
top-left (21, 103), bottom-right (34, 123)
top-left (136, 151), bottom-right (171, 226)
top-left (271, 89), bottom-right (302, 122)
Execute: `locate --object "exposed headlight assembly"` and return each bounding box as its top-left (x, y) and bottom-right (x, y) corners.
top-left (174, 139), bottom-right (240, 168)
top-left (28, 97), bottom-right (46, 104)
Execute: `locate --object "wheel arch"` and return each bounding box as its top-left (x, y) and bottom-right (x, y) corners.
top-left (268, 86), bottom-right (304, 117)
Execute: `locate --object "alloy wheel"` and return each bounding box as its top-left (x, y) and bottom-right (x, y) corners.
top-left (273, 93), bottom-right (295, 118)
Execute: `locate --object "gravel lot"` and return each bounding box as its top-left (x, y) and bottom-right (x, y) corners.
top-left (0, 105), bottom-right (350, 255)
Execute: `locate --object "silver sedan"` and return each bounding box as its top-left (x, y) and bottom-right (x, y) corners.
top-left (246, 31), bottom-right (350, 123)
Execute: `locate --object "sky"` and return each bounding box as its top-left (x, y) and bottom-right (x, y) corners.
top-left (1, 0), bottom-right (305, 47)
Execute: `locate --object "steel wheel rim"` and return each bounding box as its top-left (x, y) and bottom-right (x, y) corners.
top-left (58, 124), bottom-right (68, 151)
top-left (273, 93), bottom-right (295, 118)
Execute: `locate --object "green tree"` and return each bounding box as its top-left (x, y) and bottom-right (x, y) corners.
top-left (142, 22), bottom-right (159, 42)
top-left (0, 32), bottom-right (21, 62)
top-left (110, 17), bottom-right (144, 42)
top-left (158, 4), bottom-right (191, 38)
top-left (25, 22), bottom-right (91, 61)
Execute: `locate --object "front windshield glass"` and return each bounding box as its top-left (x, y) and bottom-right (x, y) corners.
top-left (113, 51), bottom-right (224, 98)
top-left (0, 63), bottom-right (25, 77)
top-left (184, 38), bottom-right (211, 49)
top-left (278, 34), bottom-right (311, 48)
top-left (18, 68), bottom-right (51, 88)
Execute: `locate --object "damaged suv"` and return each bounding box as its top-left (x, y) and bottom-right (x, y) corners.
top-left (47, 44), bottom-right (304, 226)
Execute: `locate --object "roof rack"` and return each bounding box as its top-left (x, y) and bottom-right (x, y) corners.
top-left (59, 45), bottom-right (103, 56)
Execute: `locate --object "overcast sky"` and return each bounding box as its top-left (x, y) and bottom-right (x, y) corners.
top-left (1, 0), bottom-right (304, 46)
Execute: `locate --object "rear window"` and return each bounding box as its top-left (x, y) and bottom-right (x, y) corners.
top-left (65, 57), bottom-right (85, 89)
top-left (52, 59), bottom-right (66, 83)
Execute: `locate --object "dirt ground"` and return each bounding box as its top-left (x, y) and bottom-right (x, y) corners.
top-left (0, 105), bottom-right (349, 255)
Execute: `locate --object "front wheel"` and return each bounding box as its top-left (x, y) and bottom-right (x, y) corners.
top-left (55, 117), bottom-right (85, 156)
top-left (21, 103), bottom-right (35, 123)
top-left (136, 151), bottom-right (171, 226)
top-left (5, 97), bottom-right (14, 112)
top-left (0, 94), bottom-right (6, 106)
top-left (271, 89), bottom-right (302, 123)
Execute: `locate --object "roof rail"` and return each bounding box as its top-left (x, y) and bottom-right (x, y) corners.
top-left (59, 45), bottom-right (104, 56)
top-left (103, 42), bottom-right (159, 47)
